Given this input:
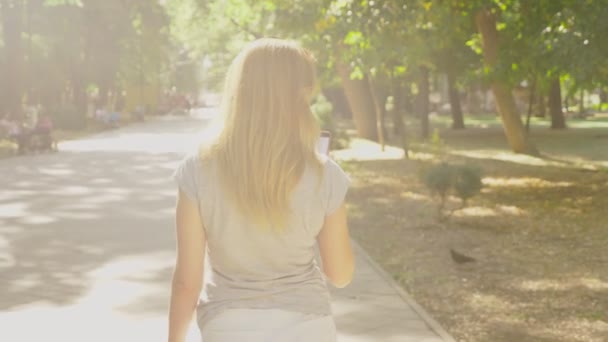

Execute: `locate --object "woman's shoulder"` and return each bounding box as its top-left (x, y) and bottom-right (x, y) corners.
top-left (308, 156), bottom-right (350, 193)
top-left (176, 146), bottom-right (217, 175)
top-left (173, 147), bottom-right (218, 199)
top-left (319, 155), bottom-right (347, 177)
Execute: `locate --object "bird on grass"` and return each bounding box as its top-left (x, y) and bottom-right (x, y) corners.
top-left (450, 249), bottom-right (476, 264)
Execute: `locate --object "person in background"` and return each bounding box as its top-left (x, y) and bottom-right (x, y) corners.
top-left (108, 110), bottom-right (120, 127)
top-left (34, 114), bottom-right (53, 134)
top-left (33, 114), bottom-right (55, 151)
top-left (24, 105), bottom-right (39, 129)
top-left (168, 38), bottom-right (354, 342)
top-left (95, 108), bottom-right (107, 125)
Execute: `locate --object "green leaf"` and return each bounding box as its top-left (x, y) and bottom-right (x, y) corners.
top-left (344, 31), bottom-right (364, 45)
top-left (349, 67), bottom-right (364, 80)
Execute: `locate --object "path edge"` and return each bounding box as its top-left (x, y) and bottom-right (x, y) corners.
top-left (352, 240), bottom-right (457, 342)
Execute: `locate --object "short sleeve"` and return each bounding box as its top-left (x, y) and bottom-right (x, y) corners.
top-left (325, 158), bottom-right (351, 215)
top-left (172, 154), bottom-right (200, 201)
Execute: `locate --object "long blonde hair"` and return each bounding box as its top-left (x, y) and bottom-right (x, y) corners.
top-left (204, 38), bottom-right (322, 231)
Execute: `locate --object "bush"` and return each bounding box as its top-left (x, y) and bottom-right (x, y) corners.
top-left (453, 165), bottom-right (483, 206)
top-left (422, 162), bottom-right (483, 219)
top-left (423, 162), bottom-right (454, 201)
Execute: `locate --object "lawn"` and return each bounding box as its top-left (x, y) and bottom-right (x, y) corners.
top-left (335, 114), bottom-right (608, 342)
top-left (428, 113), bottom-right (608, 170)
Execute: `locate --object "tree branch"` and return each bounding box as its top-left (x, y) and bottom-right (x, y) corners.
top-left (229, 18), bottom-right (262, 39)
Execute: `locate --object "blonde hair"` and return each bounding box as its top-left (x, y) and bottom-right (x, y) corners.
top-left (204, 38), bottom-right (323, 231)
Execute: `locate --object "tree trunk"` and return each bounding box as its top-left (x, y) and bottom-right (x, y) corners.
top-left (417, 66), bottom-right (430, 140)
top-left (391, 77), bottom-right (409, 158)
top-left (70, 75), bottom-right (87, 130)
top-left (403, 82), bottom-right (414, 114)
top-left (98, 83), bottom-right (109, 109)
top-left (367, 76), bottom-right (385, 151)
top-left (600, 88), bottom-right (607, 111)
top-left (336, 62), bottom-right (378, 141)
top-left (525, 78), bottom-right (536, 132)
top-left (1, 0), bottom-right (25, 119)
top-left (579, 89), bottom-right (585, 114)
top-left (548, 78), bottom-right (566, 129)
top-left (321, 87), bottom-right (352, 118)
top-left (392, 80), bottom-right (403, 136)
top-left (24, 0), bottom-right (32, 104)
top-left (563, 84), bottom-right (573, 112)
top-left (536, 85), bottom-right (546, 118)
top-left (447, 70), bottom-right (465, 129)
top-left (475, 9), bottom-right (538, 155)
top-left (376, 84), bottom-right (389, 139)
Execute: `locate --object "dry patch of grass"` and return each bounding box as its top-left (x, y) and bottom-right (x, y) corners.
top-left (337, 139), bottom-right (608, 342)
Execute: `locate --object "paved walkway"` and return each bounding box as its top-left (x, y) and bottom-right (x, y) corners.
top-left (331, 242), bottom-right (452, 342)
top-left (0, 111), bottom-right (452, 341)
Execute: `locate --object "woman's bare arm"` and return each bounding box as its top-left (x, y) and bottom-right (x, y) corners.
top-left (317, 204), bottom-right (354, 288)
top-left (168, 190), bottom-right (206, 342)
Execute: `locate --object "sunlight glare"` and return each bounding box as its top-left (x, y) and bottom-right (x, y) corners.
top-left (469, 292), bottom-right (515, 311)
top-left (517, 278), bottom-right (608, 291)
top-left (483, 177), bottom-right (573, 188)
top-left (333, 138), bottom-right (405, 161)
top-left (400, 191), bottom-right (431, 202)
top-left (453, 206), bottom-right (497, 217)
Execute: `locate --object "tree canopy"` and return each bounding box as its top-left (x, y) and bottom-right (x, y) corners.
top-left (1, 0), bottom-right (607, 152)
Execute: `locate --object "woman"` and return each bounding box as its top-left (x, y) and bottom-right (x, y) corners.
top-left (169, 38), bottom-right (354, 342)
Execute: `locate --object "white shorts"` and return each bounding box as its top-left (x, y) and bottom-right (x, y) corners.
top-left (200, 308), bottom-right (337, 342)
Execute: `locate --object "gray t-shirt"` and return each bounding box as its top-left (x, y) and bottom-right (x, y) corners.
top-left (172, 153), bottom-right (350, 329)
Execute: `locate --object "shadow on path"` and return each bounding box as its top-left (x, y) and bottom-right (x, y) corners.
top-left (0, 150), bottom-right (183, 311)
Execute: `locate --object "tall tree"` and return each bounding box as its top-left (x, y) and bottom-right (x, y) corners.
top-left (447, 68), bottom-right (465, 129)
top-left (336, 62), bottom-right (378, 140)
top-left (475, 8), bottom-right (538, 155)
top-left (548, 78), bottom-right (566, 129)
top-left (416, 66), bottom-right (430, 140)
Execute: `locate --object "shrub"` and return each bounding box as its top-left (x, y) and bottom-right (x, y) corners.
top-left (422, 162), bottom-right (483, 219)
top-left (423, 162), bottom-right (454, 203)
top-left (453, 165), bottom-right (483, 206)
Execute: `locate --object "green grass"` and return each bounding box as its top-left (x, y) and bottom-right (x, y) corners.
top-left (428, 112), bottom-right (608, 130)
top-left (396, 113), bottom-right (608, 171)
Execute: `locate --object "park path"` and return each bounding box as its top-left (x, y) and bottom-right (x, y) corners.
top-left (0, 110), bottom-right (453, 341)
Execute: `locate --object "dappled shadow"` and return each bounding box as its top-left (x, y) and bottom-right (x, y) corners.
top-left (328, 243), bottom-right (445, 341)
top-left (0, 150), bottom-right (181, 311)
top-left (0, 116), bottom-right (209, 315)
